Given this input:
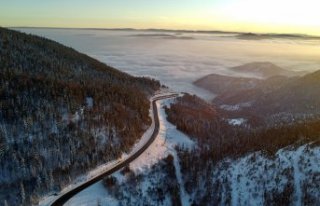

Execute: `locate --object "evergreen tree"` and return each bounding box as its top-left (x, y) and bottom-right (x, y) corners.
top-left (20, 182), bottom-right (25, 204)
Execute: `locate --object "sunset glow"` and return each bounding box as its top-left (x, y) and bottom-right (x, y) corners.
top-left (1, 0), bottom-right (320, 35)
top-left (2, 0), bottom-right (320, 205)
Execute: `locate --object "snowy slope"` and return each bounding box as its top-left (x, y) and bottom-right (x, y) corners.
top-left (61, 97), bottom-right (195, 206)
top-left (129, 99), bottom-right (195, 206)
top-left (42, 96), bottom-right (320, 206)
top-left (39, 93), bottom-right (165, 206)
top-left (191, 143), bottom-right (320, 206)
top-left (65, 182), bottom-right (118, 206)
top-left (130, 99), bottom-right (195, 173)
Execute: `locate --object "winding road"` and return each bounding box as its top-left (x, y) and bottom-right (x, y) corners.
top-left (50, 93), bottom-right (178, 206)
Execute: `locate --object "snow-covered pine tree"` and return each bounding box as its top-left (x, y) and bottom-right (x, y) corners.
top-left (20, 182), bottom-right (25, 203)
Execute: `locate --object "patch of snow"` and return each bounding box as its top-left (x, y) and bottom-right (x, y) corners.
top-left (86, 97), bottom-right (94, 108)
top-left (230, 160), bottom-right (240, 206)
top-left (61, 109), bottom-right (84, 124)
top-left (129, 99), bottom-right (195, 173)
top-left (109, 162), bottom-right (174, 206)
top-left (111, 171), bottom-right (127, 185)
top-left (129, 99), bottom-right (195, 206)
top-left (172, 151), bottom-right (191, 206)
top-left (220, 102), bottom-right (252, 111)
top-left (220, 104), bottom-right (240, 111)
top-left (278, 145), bottom-right (306, 206)
top-left (38, 157), bottom-right (122, 206)
top-left (71, 111), bottom-right (81, 122)
top-left (292, 146), bottom-right (304, 206)
top-left (65, 181), bottom-right (119, 206)
top-left (228, 118), bottom-right (246, 126)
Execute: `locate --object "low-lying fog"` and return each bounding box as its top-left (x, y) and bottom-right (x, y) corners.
top-left (17, 28), bottom-right (320, 100)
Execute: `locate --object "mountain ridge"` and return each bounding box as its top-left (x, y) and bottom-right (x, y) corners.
top-left (0, 27), bottom-right (160, 206)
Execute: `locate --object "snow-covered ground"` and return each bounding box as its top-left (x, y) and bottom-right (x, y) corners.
top-left (65, 182), bottom-right (117, 206)
top-left (129, 99), bottom-right (195, 206)
top-left (64, 98), bottom-right (195, 206)
top-left (130, 99), bottom-right (195, 173)
top-left (228, 118), bottom-right (246, 126)
top-left (39, 92), bottom-right (320, 206)
top-left (38, 92), bottom-right (175, 206)
top-left (220, 102), bottom-right (252, 111)
top-left (203, 143), bottom-right (320, 206)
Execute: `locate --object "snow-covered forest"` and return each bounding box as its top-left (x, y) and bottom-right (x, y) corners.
top-left (164, 94), bottom-right (320, 205)
top-left (0, 27), bottom-right (160, 206)
top-left (1, 26), bottom-right (320, 206)
top-left (66, 95), bottom-right (320, 206)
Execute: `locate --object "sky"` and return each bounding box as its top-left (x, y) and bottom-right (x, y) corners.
top-left (1, 0), bottom-right (320, 36)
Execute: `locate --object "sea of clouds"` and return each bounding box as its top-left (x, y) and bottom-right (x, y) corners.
top-left (18, 28), bottom-right (320, 100)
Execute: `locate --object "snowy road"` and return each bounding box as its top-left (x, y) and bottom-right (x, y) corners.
top-left (49, 93), bottom-right (178, 206)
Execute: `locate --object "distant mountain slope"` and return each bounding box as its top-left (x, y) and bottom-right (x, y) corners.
top-left (252, 69), bottom-right (320, 115)
top-left (209, 70), bottom-right (320, 125)
top-left (193, 61), bottom-right (320, 124)
top-left (194, 74), bottom-right (262, 95)
top-left (0, 27), bottom-right (160, 206)
top-left (229, 62), bottom-right (295, 79)
top-left (193, 62), bottom-right (302, 97)
top-left (212, 75), bottom-right (291, 105)
top-left (237, 32), bottom-right (320, 40)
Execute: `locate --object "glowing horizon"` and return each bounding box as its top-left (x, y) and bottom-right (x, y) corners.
top-left (1, 0), bottom-right (320, 36)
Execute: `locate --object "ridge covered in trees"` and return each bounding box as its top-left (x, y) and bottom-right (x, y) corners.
top-left (165, 94), bottom-right (320, 205)
top-left (0, 27), bottom-right (160, 205)
top-left (194, 67), bottom-right (320, 125)
top-left (166, 94), bottom-right (320, 162)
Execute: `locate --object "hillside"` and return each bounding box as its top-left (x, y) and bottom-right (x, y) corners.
top-left (210, 70), bottom-right (320, 125)
top-left (66, 67), bottom-right (317, 206)
top-left (194, 73), bottom-right (261, 95)
top-left (0, 27), bottom-right (160, 206)
top-left (229, 62), bottom-right (296, 79)
top-left (194, 66), bottom-right (320, 125)
top-left (163, 94), bottom-right (320, 205)
top-left (251, 70), bottom-right (320, 116)
top-left (166, 94), bottom-right (320, 158)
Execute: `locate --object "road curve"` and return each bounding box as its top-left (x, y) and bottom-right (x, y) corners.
top-left (50, 93), bottom-right (178, 206)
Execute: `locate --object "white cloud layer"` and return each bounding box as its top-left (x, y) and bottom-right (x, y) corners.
top-left (18, 28), bottom-right (320, 100)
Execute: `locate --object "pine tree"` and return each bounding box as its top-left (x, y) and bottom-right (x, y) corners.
top-left (96, 198), bottom-right (102, 206)
top-left (20, 182), bottom-right (26, 203)
top-left (0, 130), bottom-right (6, 158)
top-left (49, 170), bottom-right (54, 190)
top-left (36, 175), bottom-right (42, 193)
